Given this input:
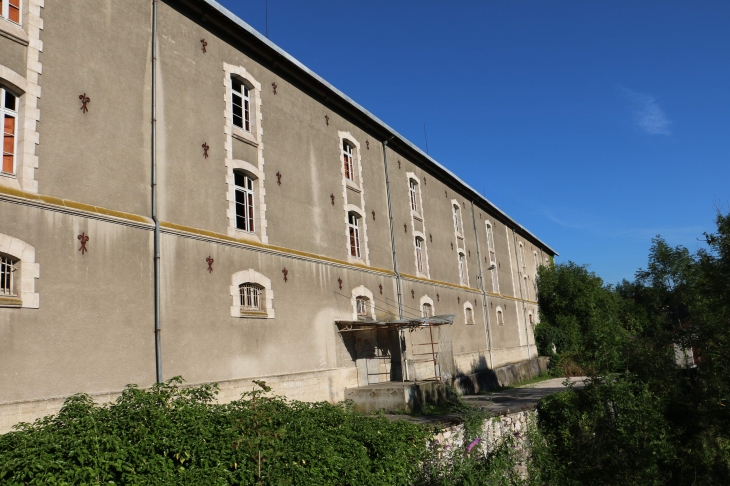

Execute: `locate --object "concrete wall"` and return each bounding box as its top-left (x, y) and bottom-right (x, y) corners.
top-left (0, 0), bottom-right (552, 432)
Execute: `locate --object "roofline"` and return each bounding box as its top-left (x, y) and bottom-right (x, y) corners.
top-left (191, 0), bottom-right (559, 256)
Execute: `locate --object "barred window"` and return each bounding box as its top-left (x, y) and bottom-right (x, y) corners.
top-left (0, 255), bottom-right (17, 296)
top-left (2, 85), bottom-right (18, 176)
top-left (356, 296), bottom-right (369, 317)
top-left (422, 303), bottom-right (433, 317)
top-left (239, 283), bottom-right (263, 311)
top-left (232, 76), bottom-right (250, 131)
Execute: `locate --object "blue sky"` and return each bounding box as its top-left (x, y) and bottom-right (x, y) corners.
top-left (218, 0), bottom-right (730, 285)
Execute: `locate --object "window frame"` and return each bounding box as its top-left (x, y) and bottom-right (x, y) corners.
top-left (0, 253), bottom-right (17, 297)
top-left (356, 296), bottom-right (370, 318)
top-left (458, 251), bottom-right (467, 286)
top-left (1, 85), bottom-right (19, 176)
top-left (464, 302), bottom-right (475, 325)
top-left (233, 170), bottom-right (256, 233)
top-left (453, 204), bottom-right (461, 235)
top-left (231, 75), bottom-right (251, 132)
top-left (348, 212), bottom-right (361, 258)
top-left (239, 282), bottom-right (264, 313)
top-left (409, 178), bottom-right (418, 213)
top-left (422, 302), bottom-right (433, 317)
top-left (1, 0), bottom-right (21, 25)
top-left (342, 141), bottom-right (355, 182)
top-left (496, 306), bottom-right (505, 326)
top-left (415, 237), bottom-right (424, 274)
top-left (485, 221), bottom-right (499, 294)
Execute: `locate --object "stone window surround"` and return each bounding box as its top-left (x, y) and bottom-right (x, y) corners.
top-left (351, 285), bottom-right (375, 321)
top-left (338, 131), bottom-right (369, 265)
top-left (0, 233), bottom-right (39, 308)
top-left (463, 300), bottom-right (475, 325)
top-left (419, 294), bottom-right (435, 317)
top-left (407, 172), bottom-right (429, 278)
top-left (0, 1), bottom-right (43, 195)
top-left (223, 63), bottom-right (267, 244)
top-left (452, 199), bottom-right (468, 287)
top-left (230, 268), bottom-right (274, 318)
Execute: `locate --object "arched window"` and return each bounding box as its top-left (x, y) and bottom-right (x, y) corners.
top-left (231, 76), bottom-right (250, 131)
top-left (458, 251), bottom-right (467, 286)
top-left (496, 307), bottom-right (504, 326)
top-left (415, 237), bottom-right (424, 274)
top-left (464, 302), bottom-right (475, 325)
top-left (2, 85), bottom-right (18, 175)
top-left (485, 222), bottom-right (499, 294)
top-left (234, 171), bottom-right (255, 232)
top-left (0, 254), bottom-right (18, 297)
top-left (453, 204), bottom-right (461, 234)
top-left (409, 179), bottom-right (419, 212)
top-left (348, 212), bottom-right (361, 258)
top-left (356, 296), bottom-right (369, 317)
top-left (342, 141), bottom-right (355, 181)
top-left (422, 302), bottom-right (433, 317)
top-left (1, 0), bottom-right (20, 24)
top-left (239, 283), bottom-right (264, 312)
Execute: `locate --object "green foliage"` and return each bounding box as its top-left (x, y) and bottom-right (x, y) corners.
top-left (529, 210), bottom-right (730, 484)
top-left (0, 377), bottom-right (431, 485)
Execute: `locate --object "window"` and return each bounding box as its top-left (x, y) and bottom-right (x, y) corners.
top-left (415, 237), bottom-right (424, 274)
top-left (409, 179), bottom-right (418, 212)
top-left (0, 254), bottom-right (17, 296)
top-left (453, 205), bottom-right (461, 234)
top-left (497, 308), bottom-right (504, 325)
top-left (239, 283), bottom-right (264, 312)
top-left (348, 213), bottom-right (361, 258)
top-left (523, 275), bottom-right (529, 300)
top-left (2, 86), bottom-right (18, 176)
top-left (231, 76), bottom-right (250, 131)
top-left (356, 296), bottom-right (369, 317)
top-left (422, 302), bottom-right (433, 317)
top-left (486, 222), bottom-right (499, 293)
top-left (234, 171), bottom-right (255, 232)
top-left (465, 305), bottom-right (475, 324)
top-left (1, 0), bottom-right (20, 24)
top-left (458, 252), bottom-right (467, 285)
top-left (519, 242), bottom-right (526, 272)
top-left (342, 141), bottom-right (355, 181)
top-left (529, 313), bottom-right (534, 325)
top-left (534, 251), bottom-right (539, 275)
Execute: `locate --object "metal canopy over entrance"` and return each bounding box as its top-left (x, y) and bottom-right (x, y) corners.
top-left (335, 315), bottom-right (454, 386)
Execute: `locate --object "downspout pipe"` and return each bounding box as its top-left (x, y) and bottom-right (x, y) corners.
top-left (511, 229), bottom-right (531, 360)
top-left (151, 0), bottom-right (162, 384)
top-left (470, 201), bottom-right (493, 370)
top-left (382, 137), bottom-right (409, 381)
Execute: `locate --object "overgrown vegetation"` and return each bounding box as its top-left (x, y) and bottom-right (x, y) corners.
top-left (531, 210), bottom-right (730, 484)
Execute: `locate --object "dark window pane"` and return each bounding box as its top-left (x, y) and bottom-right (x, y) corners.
top-left (235, 190), bottom-right (247, 204)
top-left (4, 91), bottom-right (16, 112)
top-left (234, 172), bottom-right (245, 187)
top-left (232, 77), bottom-right (242, 93)
top-left (236, 215), bottom-right (246, 229)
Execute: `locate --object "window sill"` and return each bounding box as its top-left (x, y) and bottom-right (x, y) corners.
top-left (0, 18), bottom-right (28, 46)
top-left (232, 126), bottom-right (259, 147)
top-left (0, 296), bottom-right (22, 307)
top-left (344, 178), bottom-right (361, 192)
top-left (239, 310), bottom-right (269, 318)
top-left (411, 211), bottom-right (422, 221)
top-left (229, 227), bottom-right (262, 244)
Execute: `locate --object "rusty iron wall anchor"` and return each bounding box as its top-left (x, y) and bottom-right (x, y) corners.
top-left (79, 94), bottom-right (90, 113)
top-left (77, 232), bottom-right (89, 254)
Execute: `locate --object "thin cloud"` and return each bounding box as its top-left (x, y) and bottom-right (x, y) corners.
top-left (619, 86), bottom-right (672, 136)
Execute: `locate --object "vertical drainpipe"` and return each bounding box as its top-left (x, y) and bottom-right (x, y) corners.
top-left (470, 201), bottom-right (493, 370)
top-left (151, 0), bottom-right (162, 383)
top-left (511, 229), bottom-right (531, 360)
top-left (382, 137), bottom-right (409, 381)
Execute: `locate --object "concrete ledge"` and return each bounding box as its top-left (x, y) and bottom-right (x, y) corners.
top-left (453, 356), bottom-right (549, 395)
top-left (345, 381), bottom-right (453, 414)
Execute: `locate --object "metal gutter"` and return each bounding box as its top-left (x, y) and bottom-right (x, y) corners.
top-left (193, 0), bottom-right (558, 257)
top-left (152, 0), bottom-right (163, 383)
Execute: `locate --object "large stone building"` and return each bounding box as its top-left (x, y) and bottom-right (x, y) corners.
top-left (0, 0), bottom-right (556, 431)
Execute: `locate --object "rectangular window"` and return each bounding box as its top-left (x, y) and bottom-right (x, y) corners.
top-left (453, 205), bottom-right (461, 234)
top-left (409, 179), bottom-right (418, 212)
top-left (1, 0), bottom-right (20, 24)
top-left (2, 86), bottom-right (18, 175)
top-left (415, 238), bottom-right (423, 274)
top-left (0, 255), bottom-right (16, 296)
top-left (519, 243), bottom-right (526, 272)
top-left (234, 172), bottom-right (255, 232)
top-left (466, 307), bottom-right (474, 324)
top-left (240, 283), bottom-right (263, 311)
top-left (486, 223), bottom-right (499, 293)
top-left (348, 213), bottom-right (361, 258)
top-left (231, 77), bottom-right (250, 132)
top-left (356, 297), bottom-right (369, 317)
top-left (342, 142), bottom-right (354, 181)
top-left (422, 303), bottom-right (432, 317)
top-left (458, 253), bottom-right (466, 285)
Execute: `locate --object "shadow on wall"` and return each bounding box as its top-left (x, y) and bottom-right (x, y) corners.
top-left (453, 357), bottom-right (550, 395)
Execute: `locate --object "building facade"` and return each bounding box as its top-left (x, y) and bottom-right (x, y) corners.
top-left (0, 0), bottom-right (556, 431)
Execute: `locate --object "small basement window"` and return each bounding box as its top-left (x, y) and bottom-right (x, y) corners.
top-left (1, 254), bottom-right (18, 296)
top-left (239, 283), bottom-right (264, 313)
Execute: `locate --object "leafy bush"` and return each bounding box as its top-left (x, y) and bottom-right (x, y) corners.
top-left (0, 378), bottom-right (431, 485)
